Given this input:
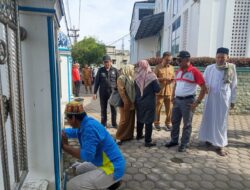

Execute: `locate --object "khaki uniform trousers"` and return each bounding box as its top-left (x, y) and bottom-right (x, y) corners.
top-left (154, 95), bottom-right (172, 126)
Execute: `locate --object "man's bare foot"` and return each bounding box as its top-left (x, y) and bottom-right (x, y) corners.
top-left (216, 148), bottom-right (228, 156)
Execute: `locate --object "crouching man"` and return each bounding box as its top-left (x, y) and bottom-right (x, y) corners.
top-left (62, 101), bottom-right (126, 190)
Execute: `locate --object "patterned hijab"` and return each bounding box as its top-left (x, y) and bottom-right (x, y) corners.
top-left (135, 60), bottom-right (157, 96)
top-left (120, 64), bottom-right (134, 82)
top-left (119, 65), bottom-right (135, 102)
top-left (216, 62), bottom-right (235, 84)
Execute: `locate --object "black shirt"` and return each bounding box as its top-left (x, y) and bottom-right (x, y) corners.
top-left (94, 66), bottom-right (119, 95)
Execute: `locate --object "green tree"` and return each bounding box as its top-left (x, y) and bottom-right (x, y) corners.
top-left (71, 37), bottom-right (106, 66)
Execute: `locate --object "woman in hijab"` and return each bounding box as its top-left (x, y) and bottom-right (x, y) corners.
top-left (116, 64), bottom-right (136, 145)
top-left (135, 60), bottom-right (161, 147)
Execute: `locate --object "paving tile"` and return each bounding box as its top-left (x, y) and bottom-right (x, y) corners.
top-left (133, 173), bottom-right (146, 182)
top-left (63, 95), bottom-right (250, 190)
top-left (200, 181), bottom-right (215, 189)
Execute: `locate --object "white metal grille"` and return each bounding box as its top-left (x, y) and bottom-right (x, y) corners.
top-left (230, 0), bottom-right (250, 57)
top-left (182, 9), bottom-right (189, 50)
top-left (0, 1), bottom-right (28, 189)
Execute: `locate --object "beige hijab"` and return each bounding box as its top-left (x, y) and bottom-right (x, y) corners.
top-left (118, 64), bottom-right (135, 103)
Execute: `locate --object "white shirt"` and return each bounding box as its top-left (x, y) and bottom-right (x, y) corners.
top-left (174, 65), bottom-right (205, 97)
top-left (175, 81), bottom-right (197, 97)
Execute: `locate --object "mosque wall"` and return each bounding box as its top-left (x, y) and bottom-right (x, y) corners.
top-left (195, 69), bottom-right (250, 114)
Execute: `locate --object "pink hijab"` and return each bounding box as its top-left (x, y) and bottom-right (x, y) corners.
top-left (135, 60), bottom-right (157, 96)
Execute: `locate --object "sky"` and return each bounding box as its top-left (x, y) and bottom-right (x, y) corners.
top-left (61, 0), bottom-right (145, 50)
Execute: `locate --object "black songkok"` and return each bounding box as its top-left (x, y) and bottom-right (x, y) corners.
top-left (216, 47), bottom-right (229, 55)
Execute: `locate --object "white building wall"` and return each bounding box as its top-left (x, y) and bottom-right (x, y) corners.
top-left (155, 0), bottom-right (165, 13)
top-left (222, 0), bottom-right (235, 51)
top-left (134, 0), bottom-right (250, 58)
top-left (60, 55), bottom-right (70, 103)
top-left (20, 14), bottom-right (57, 190)
top-left (137, 36), bottom-right (158, 61)
top-left (161, 0), bottom-right (173, 53)
top-left (197, 0), bottom-right (235, 57)
top-left (187, 2), bottom-right (200, 56)
top-left (106, 46), bottom-right (130, 68)
top-left (130, 2), bottom-right (155, 63)
top-left (196, 0), bottom-right (214, 56)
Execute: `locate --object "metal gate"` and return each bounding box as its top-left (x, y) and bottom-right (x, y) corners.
top-left (0, 1), bottom-right (28, 189)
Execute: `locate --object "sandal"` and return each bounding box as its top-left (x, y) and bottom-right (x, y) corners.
top-left (205, 141), bottom-right (213, 147)
top-left (216, 148), bottom-right (228, 156)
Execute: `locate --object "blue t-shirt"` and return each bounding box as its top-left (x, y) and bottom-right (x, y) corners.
top-left (64, 115), bottom-right (126, 180)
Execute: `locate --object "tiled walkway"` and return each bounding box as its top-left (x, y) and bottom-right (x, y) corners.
top-left (64, 91), bottom-right (250, 190)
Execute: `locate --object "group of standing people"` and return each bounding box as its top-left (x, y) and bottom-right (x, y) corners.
top-left (165, 47), bottom-right (237, 156)
top-left (94, 47), bottom-right (237, 156)
top-left (72, 63), bottom-right (97, 97)
top-left (62, 47), bottom-right (237, 190)
top-left (93, 55), bottom-right (161, 147)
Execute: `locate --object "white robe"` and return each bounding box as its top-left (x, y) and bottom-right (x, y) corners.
top-left (199, 64), bottom-right (237, 147)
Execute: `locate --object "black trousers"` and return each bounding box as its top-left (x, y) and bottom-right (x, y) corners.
top-left (136, 121), bottom-right (153, 143)
top-left (100, 93), bottom-right (117, 127)
top-left (74, 81), bottom-right (81, 97)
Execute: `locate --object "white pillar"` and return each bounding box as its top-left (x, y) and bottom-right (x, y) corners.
top-left (19, 1), bottom-right (64, 189)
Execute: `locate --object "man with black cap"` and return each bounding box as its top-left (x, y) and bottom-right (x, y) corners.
top-left (199, 47), bottom-right (237, 156)
top-left (93, 55), bottom-right (119, 128)
top-left (165, 51), bottom-right (206, 152)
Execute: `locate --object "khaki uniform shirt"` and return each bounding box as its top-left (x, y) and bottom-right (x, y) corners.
top-left (154, 64), bottom-right (175, 96)
top-left (82, 68), bottom-right (92, 79)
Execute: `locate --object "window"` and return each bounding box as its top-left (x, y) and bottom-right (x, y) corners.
top-left (139, 9), bottom-right (154, 20)
top-left (171, 17), bottom-right (181, 55)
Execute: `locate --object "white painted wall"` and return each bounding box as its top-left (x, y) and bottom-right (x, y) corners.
top-left (155, 0), bottom-right (165, 13)
top-left (130, 2), bottom-right (155, 63)
top-left (222, 0), bottom-right (235, 51)
top-left (106, 46), bottom-right (130, 68)
top-left (134, 0), bottom-right (249, 59)
top-left (137, 36), bottom-right (158, 61)
top-left (0, 158), bottom-right (2, 189)
top-left (196, 0), bottom-right (235, 57)
top-left (196, 0), bottom-right (214, 56)
top-left (187, 2), bottom-right (200, 56)
top-left (20, 14), bottom-right (56, 190)
top-left (60, 55), bottom-right (70, 103)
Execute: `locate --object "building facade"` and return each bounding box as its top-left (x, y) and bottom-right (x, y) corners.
top-left (130, 0), bottom-right (156, 64)
top-left (0, 1), bottom-right (66, 189)
top-left (106, 46), bottom-right (130, 69)
top-left (58, 32), bottom-right (74, 118)
top-left (130, 0), bottom-right (250, 61)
